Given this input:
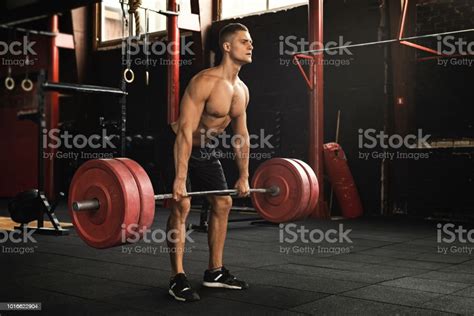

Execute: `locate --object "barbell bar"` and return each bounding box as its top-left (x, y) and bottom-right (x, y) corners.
top-left (72, 186), bottom-right (280, 212)
top-left (68, 157), bottom-right (319, 248)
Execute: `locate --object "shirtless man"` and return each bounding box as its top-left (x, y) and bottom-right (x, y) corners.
top-left (159, 23), bottom-right (253, 302)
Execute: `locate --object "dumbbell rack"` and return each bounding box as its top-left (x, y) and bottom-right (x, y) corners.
top-left (22, 71), bottom-right (128, 235)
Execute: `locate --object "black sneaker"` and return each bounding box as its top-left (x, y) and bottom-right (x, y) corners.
top-left (169, 273), bottom-right (200, 302)
top-left (203, 266), bottom-right (249, 289)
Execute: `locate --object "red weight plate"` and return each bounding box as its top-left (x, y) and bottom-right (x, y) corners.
top-left (68, 159), bottom-right (140, 248)
top-left (251, 158), bottom-right (310, 223)
top-left (115, 158), bottom-right (155, 237)
top-left (292, 159), bottom-right (320, 218)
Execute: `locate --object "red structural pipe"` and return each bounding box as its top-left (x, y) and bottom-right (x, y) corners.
top-left (45, 15), bottom-right (59, 200)
top-left (308, 0), bottom-right (326, 218)
top-left (167, 0), bottom-right (180, 124)
top-left (292, 54), bottom-right (314, 90)
top-left (397, 0), bottom-right (408, 40)
top-left (400, 40), bottom-right (441, 55)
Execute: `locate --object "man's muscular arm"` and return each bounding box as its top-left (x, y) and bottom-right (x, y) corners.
top-left (231, 84), bottom-right (250, 197)
top-left (173, 75), bottom-right (210, 200)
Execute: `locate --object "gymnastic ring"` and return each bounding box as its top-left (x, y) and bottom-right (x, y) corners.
top-left (5, 77), bottom-right (15, 90)
top-left (123, 68), bottom-right (135, 83)
top-left (21, 78), bottom-right (33, 91)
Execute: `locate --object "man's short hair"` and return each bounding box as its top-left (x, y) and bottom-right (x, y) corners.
top-left (218, 23), bottom-right (249, 51)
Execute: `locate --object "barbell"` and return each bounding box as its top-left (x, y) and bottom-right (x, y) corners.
top-left (68, 157), bottom-right (319, 248)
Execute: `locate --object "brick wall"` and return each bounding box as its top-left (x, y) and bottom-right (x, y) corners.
top-left (390, 0), bottom-right (474, 217)
top-left (416, 0), bottom-right (474, 34)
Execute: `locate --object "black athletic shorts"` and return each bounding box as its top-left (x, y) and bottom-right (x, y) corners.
top-left (156, 126), bottom-right (228, 195)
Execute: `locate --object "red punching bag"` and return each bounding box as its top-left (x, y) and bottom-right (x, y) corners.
top-left (323, 143), bottom-right (363, 218)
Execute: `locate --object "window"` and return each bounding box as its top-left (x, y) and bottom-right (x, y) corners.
top-left (220, 0), bottom-right (308, 19)
top-left (268, 0), bottom-right (308, 9)
top-left (98, 0), bottom-right (191, 44)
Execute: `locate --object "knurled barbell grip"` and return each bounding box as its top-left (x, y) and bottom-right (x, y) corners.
top-left (153, 187), bottom-right (278, 200)
top-left (72, 186), bottom-right (280, 212)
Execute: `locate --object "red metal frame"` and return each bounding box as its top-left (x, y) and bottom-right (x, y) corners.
top-left (398, 0), bottom-right (442, 56)
top-left (167, 0), bottom-right (180, 124)
top-left (397, 0), bottom-right (408, 39)
top-left (307, 0), bottom-right (327, 218)
top-left (45, 15), bottom-right (60, 200)
top-left (292, 54), bottom-right (314, 90)
top-left (290, 0), bottom-right (327, 218)
top-left (399, 0), bottom-right (474, 59)
top-left (400, 40), bottom-right (440, 55)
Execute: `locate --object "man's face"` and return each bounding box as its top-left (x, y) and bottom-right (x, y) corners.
top-left (226, 31), bottom-right (253, 64)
